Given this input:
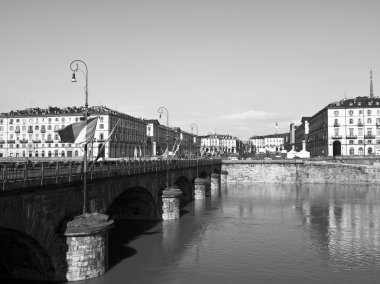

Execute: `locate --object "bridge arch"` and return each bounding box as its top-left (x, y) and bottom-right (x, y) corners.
top-left (175, 176), bottom-right (193, 205)
top-left (199, 170), bottom-right (209, 179)
top-left (107, 186), bottom-right (160, 220)
top-left (0, 227), bottom-right (56, 281)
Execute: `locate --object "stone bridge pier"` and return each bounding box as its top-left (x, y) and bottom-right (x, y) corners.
top-left (0, 160), bottom-right (222, 282)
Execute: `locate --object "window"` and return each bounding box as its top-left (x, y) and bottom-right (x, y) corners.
top-left (349, 140), bottom-right (354, 144)
top-left (349, 128), bottom-right (354, 136)
top-left (358, 147), bottom-right (364, 155)
top-left (349, 118), bottom-right (353, 124)
top-left (368, 140), bottom-right (372, 144)
top-left (368, 110), bottom-right (372, 116)
top-left (359, 110), bottom-right (363, 114)
top-left (334, 129), bottom-right (339, 136)
top-left (368, 148), bottom-right (373, 154)
top-left (334, 111), bottom-right (339, 116)
top-left (368, 118), bottom-right (372, 124)
top-left (349, 110), bottom-right (353, 116)
top-left (99, 124), bottom-right (104, 129)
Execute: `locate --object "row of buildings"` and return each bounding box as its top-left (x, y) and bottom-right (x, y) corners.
top-left (0, 106), bottom-right (200, 159)
top-left (290, 71), bottom-right (380, 157)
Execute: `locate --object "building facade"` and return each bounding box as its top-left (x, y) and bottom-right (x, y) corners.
top-left (308, 96), bottom-right (380, 157)
top-left (250, 133), bottom-right (287, 153)
top-left (200, 134), bottom-right (243, 156)
top-left (0, 106), bottom-right (147, 160)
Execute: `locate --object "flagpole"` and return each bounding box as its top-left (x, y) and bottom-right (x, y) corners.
top-left (70, 60), bottom-right (89, 215)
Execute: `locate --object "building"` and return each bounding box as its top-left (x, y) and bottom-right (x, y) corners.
top-left (200, 134), bottom-right (243, 156)
top-left (0, 106), bottom-right (147, 159)
top-left (250, 133), bottom-right (287, 153)
top-left (307, 71), bottom-right (380, 157)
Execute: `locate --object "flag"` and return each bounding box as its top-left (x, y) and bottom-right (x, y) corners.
top-left (57, 117), bottom-right (98, 144)
top-left (92, 119), bottom-right (120, 162)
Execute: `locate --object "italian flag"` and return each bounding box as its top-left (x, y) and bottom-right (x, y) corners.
top-left (57, 117), bottom-right (98, 144)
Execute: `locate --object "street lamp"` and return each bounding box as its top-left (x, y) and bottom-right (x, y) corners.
top-left (158, 107), bottom-right (170, 189)
top-left (70, 60), bottom-right (89, 214)
top-left (190, 123), bottom-right (199, 177)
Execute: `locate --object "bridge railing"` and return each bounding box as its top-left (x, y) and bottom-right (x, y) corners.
top-left (1, 159), bottom-right (221, 191)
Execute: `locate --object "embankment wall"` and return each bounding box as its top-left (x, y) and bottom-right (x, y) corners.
top-left (222, 160), bottom-right (380, 184)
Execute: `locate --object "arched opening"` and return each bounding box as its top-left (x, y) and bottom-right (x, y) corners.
top-left (332, 141), bottom-right (341, 156)
top-left (349, 147), bottom-right (354, 155)
top-left (199, 170), bottom-right (209, 179)
top-left (175, 176), bottom-right (193, 207)
top-left (106, 187), bottom-right (159, 269)
top-left (107, 187), bottom-right (159, 220)
top-left (0, 228), bottom-right (55, 281)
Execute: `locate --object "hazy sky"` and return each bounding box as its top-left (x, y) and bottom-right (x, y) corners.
top-left (1, 0), bottom-right (380, 139)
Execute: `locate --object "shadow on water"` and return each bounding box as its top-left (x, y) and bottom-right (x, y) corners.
top-left (108, 219), bottom-right (159, 268)
top-left (180, 209), bottom-right (190, 217)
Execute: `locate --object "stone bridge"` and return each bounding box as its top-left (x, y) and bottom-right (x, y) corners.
top-left (0, 159), bottom-right (222, 282)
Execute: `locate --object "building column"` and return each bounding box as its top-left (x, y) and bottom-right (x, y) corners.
top-left (63, 213), bottom-right (114, 281)
top-left (162, 185), bottom-right (182, 220)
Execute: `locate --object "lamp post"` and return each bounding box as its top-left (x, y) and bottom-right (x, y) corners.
top-left (70, 60), bottom-right (89, 215)
top-left (190, 123), bottom-right (199, 177)
top-left (158, 107), bottom-right (170, 189)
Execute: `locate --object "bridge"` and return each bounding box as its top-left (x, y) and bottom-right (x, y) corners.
top-left (0, 159), bottom-right (223, 282)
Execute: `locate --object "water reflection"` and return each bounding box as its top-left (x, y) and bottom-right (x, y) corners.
top-left (79, 184), bottom-right (380, 284)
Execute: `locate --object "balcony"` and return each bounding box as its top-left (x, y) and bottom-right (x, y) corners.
top-left (15, 129), bottom-right (20, 133)
top-left (357, 122), bottom-right (363, 126)
top-left (27, 129), bottom-right (33, 133)
top-left (40, 129), bottom-right (46, 133)
top-left (45, 139), bottom-right (54, 143)
top-left (32, 140), bottom-right (41, 143)
top-left (20, 139), bottom-right (28, 143)
top-left (331, 135), bottom-right (342, 139)
top-left (333, 123), bottom-right (340, 127)
top-left (0, 140), bottom-right (5, 144)
top-left (7, 140), bottom-right (15, 144)
top-left (364, 135), bottom-right (376, 139)
top-left (346, 135), bottom-right (357, 139)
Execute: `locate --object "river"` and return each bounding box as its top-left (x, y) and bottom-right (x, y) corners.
top-left (84, 183), bottom-right (380, 283)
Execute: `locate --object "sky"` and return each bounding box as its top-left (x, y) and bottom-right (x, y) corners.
top-left (1, 0), bottom-right (380, 140)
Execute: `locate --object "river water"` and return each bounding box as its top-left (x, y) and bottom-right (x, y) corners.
top-left (86, 183), bottom-right (380, 284)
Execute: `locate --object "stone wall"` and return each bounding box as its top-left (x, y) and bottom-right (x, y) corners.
top-left (222, 160), bottom-right (380, 184)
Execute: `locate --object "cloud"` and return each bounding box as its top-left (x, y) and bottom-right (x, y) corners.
top-left (220, 110), bottom-right (277, 120)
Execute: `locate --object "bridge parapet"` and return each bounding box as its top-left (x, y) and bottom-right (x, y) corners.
top-left (1, 159), bottom-right (221, 191)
